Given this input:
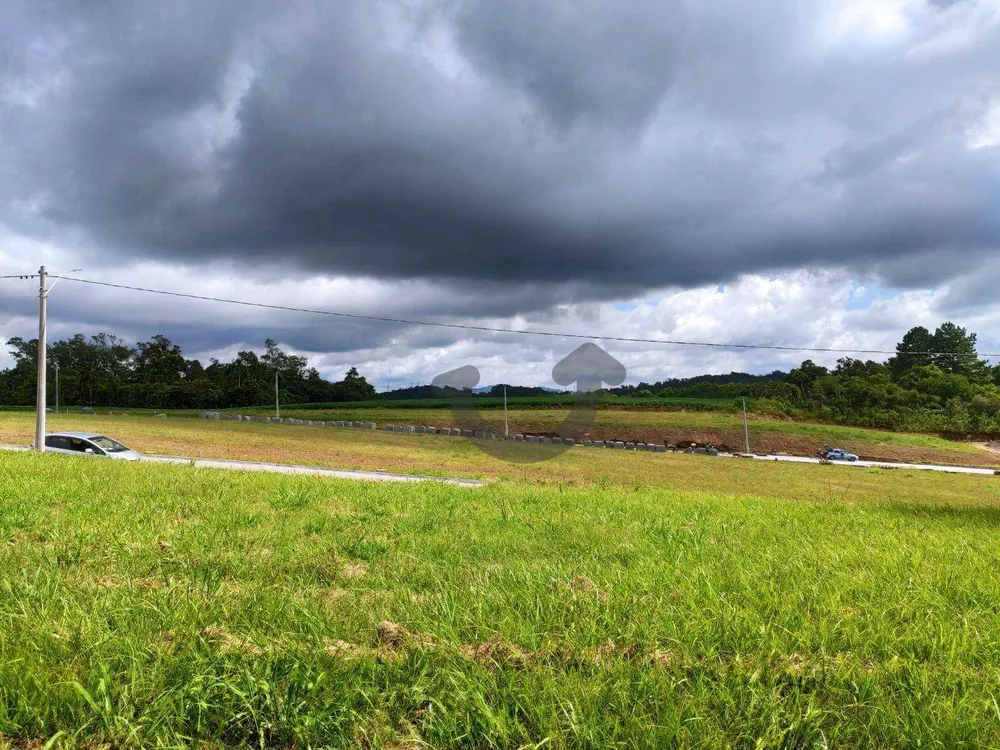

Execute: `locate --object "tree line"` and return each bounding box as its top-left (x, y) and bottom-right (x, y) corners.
top-left (0, 334), bottom-right (375, 409)
top-left (614, 322), bottom-right (1000, 434)
top-left (3, 322), bottom-right (999, 434)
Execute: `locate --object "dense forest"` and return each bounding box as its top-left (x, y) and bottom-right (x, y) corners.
top-left (0, 335), bottom-right (375, 409)
top-left (2, 322), bottom-right (999, 433)
top-left (615, 323), bottom-right (1000, 434)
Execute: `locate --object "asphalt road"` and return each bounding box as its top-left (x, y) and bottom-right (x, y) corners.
top-left (736, 452), bottom-right (998, 476)
top-left (0, 445), bottom-right (482, 486)
top-left (3, 443), bottom-right (996, 478)
top-left (145, 455), bottom-right (483, 485)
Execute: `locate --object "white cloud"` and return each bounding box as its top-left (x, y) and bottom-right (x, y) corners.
top-left (3, 232), bottom-right (999, 387)
top-left (822, 0), bottom-right (917, 49)
top-left (968, 99), bottom-right (1000, 149)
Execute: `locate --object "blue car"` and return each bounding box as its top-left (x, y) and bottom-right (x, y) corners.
top-left (824, 448), bottom-right (858, 462)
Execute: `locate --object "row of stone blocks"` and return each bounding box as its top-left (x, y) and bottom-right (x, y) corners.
top-left (196, 413), bottom-right (668, 453)
top-left (383, 425), bottom-right (500, 438)
top-left (581, 440), bottom-right (667, 452)
top-left (381, 426), bottom-right (668, 452)
top-left (198, 412), bottom-right (375, 429)
top-left (516, 436), bottom-right (665, 451)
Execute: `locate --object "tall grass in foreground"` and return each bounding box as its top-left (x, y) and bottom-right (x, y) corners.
top-left (2, 452), bottom-right (1000, 747)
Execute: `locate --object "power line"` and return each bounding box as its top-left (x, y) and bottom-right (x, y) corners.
top-left (53, 275), bottom-right (1000, 359)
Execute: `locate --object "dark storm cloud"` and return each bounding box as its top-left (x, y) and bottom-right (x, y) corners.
top-left (0, 278), bottom-right (410, 359)
top-left (0, 264), bottom-right (625, 363)
top-left (452, 0), bottom-right (685, 129)
top-left (1, 0), bottom-right (999, 300)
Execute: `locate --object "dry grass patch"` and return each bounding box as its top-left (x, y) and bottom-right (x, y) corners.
top-left (200, 625), bottom-right (264, 656)
top-left (341, 561), bottom-right (368, 580)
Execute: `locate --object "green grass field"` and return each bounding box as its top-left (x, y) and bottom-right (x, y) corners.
top-left (232, 405), bottom-right (997, 468)
top-left (2, 450), bottom-right (1000, 747)
top-left (19, 398), bottom-right (999, 468)
top-left (2, 412), bottom-right (998, 488)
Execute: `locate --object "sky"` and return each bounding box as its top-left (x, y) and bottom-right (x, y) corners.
top-left (1, 0), bottom-right (999, 389)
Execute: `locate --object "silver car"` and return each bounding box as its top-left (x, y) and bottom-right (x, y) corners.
top-left (31, 432), bottom-right (142, 461)
top-left (824, 448), bottom-right (859, 462)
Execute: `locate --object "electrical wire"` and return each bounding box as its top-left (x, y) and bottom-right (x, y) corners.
top-left (47, 275), bottom-right (1000, 360)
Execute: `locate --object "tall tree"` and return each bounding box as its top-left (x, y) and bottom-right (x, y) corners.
top-left (3, 336), bottom-right (39, 403)
top-left (333, 366), bottom-right (376, 402)
top-left (929, 322), bottom-right (990, 381)
top-left (261, 339), bottom-right (307, 380)
top-left (134, 335), bottom-right (187, 384)
top-left (834, 357), bottom-right (886, 378)
top-left (887, 326), bottom-right (935, 378)
top-left (788, 360), bottom-right (828, 396)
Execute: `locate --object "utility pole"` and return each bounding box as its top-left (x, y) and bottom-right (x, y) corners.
top-left (33, 267), bottom-right (79, 444)
top-left (742, 397), bottom-right (750, 455)
top-left (54, 361), bottom-right (60, 415)
top-left (275, 370), bottom-right (280, 419)
top-left (35, 266), bottom-right (47, 452)
top-left (503, 385), bottom-right (509, 437)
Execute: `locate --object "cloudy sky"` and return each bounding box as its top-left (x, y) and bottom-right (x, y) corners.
top-left (1, 0), bottom-right (999, 388)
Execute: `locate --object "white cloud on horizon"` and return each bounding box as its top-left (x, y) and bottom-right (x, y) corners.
top-left (4, 237), bottom-right (998, 388)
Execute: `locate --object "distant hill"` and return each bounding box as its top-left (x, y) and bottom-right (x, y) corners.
top-left (654, 371), bottom-right (788, 389)
top-left (608, 370), bottom-right (790, 398)
top-left (382, 383), bottom-right (567, 400)
top-left (380, 374), bottom-right (788, 400)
